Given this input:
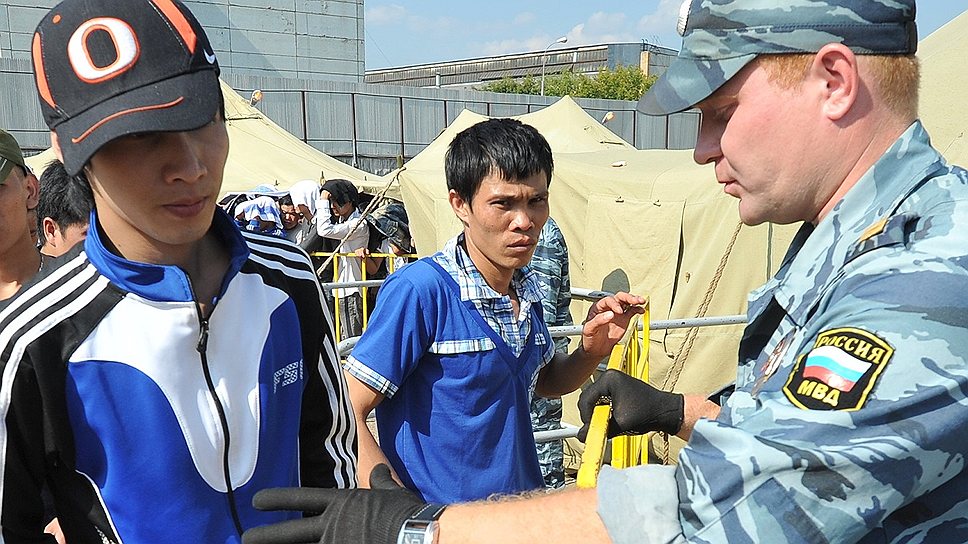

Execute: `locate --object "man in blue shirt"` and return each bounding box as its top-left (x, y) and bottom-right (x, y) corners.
top-left (344, 118), bottom-right (644, 503)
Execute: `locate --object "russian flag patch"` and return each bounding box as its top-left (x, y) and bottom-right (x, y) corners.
top-left (783, 328), bottom-right (893, 411)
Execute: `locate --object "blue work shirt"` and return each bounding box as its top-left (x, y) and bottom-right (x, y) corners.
top-left (347, 235), bottom-right (555, 502)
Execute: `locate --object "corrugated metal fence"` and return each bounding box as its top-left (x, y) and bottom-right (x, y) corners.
top-left (1, 58), bottom-right (700, 173)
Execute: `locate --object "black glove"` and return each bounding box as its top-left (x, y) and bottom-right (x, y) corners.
top-left (243, 464), bottom-right (429, 544)
top-left (577, 369), bottom-right (684, 442)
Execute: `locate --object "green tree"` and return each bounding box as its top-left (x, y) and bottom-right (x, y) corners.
top-left (480, 76), bottom-right (523, 94)
top-left (477, 65), bottom-right (657, 101)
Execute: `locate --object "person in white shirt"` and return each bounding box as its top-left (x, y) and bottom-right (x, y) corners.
top-left (316, 179), bottom-right (370, 339)
top-left (287, 179), bottom-right (320, 223)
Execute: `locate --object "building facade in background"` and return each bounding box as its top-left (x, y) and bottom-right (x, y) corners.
top-left (365, 43), bottom-right (677, 89)
top-left (0, 2), bottom-right (698, 172)
top-left (0, 0), bottom-right (365, 81)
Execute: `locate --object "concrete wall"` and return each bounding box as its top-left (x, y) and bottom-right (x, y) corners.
top-left (0, 0), bottom-right (364, 82)
top-left (0, 57), bottom-right (49, 152)
top-left (0, 1), bottom-right (58, 62)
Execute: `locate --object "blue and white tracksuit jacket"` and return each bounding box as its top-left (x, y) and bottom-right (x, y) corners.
top-left (0, 210), bottom-right (357, 543)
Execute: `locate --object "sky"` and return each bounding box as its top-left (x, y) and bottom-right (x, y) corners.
top-left (364, 1), bottom-right (968, 69)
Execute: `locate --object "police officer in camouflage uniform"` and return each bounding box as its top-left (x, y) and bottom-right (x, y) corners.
top-left (241, 1), bottom-right (968, 543)
top-left (530, 216), bottom-right (574, 489)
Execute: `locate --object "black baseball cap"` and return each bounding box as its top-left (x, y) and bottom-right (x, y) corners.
top-left (32, 0), bottom-right (221, 176)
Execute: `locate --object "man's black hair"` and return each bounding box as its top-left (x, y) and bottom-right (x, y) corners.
top-left (36, 159), bottom-right (94, 234)
top-left (278, 194), bottom-right (294, 207)
top-left (322, 179), bottom-right (360, 207)
top-left (445, 118), bottom-right (553, 204)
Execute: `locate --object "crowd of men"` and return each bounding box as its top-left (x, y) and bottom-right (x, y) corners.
top-left (2, 0), bottom-right (967, 544)
top-left (220, 178), bottom-right (415, 339)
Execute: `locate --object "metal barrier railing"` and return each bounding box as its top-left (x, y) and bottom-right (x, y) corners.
top-left (335, 314), bottom-right (748, 357)
top-left (313, 267), bottom-right (749, 348)
top-left (318, 274), bottom-right (748, 467)
top-left (310, 251), bottom-right (416, 343)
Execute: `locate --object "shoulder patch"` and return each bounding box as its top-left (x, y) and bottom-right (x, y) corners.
top-left (782, 328), bottom-right (893, 411)
top-left (847, 212), bottom-right (919, 264)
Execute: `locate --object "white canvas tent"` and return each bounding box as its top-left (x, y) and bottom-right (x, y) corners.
top-left (918, 8), bottom-right (968, 168)
top-left (25, 80), bottom-right (398, 200)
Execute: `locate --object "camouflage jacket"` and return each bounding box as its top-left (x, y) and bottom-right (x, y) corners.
top-left (598, 122), bottom-right (968, 543)
top-left (530, 217), bottom-right (573, 353)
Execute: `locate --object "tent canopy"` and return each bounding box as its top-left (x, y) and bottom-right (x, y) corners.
top-left (218, 81), bottom-right (398, 199)
top-left (918, 8), bottom-right (968, 168)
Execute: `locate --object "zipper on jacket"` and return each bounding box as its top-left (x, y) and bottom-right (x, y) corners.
top-left (195, 301), bottom-right (245, 537)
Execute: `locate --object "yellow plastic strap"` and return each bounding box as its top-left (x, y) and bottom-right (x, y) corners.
top-left (576, 299), bottom-right (650, 488)
top-left (576, 344), bottom-right (624, 488)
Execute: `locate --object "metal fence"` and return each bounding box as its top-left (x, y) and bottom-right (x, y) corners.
top-left (0, 58), bottom-right (700, 173)
top-left (223, 72), bottom-right (701, 175)
top-left (324, 275), bottom-right (747, 445)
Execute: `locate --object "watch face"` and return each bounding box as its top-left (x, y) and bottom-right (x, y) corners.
top-left (400, 521), bottom-right (437, 544)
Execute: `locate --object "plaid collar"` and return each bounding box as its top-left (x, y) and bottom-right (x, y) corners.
top-left (437, 233), bottom-right (543, 306)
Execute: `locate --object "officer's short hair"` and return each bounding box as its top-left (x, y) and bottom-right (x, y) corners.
top-left (757, 54), bottom-right (920, 119)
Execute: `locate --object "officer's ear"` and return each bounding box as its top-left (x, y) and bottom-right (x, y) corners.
top-left (809, 43), bottom-right (860, 122)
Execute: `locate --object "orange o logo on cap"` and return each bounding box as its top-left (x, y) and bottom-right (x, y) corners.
top-left (68, 17), bottom-right (140, 84)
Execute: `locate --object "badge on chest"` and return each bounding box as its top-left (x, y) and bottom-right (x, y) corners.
top-left (783, 328), bottom-right (894, 410)
top-left (751, 332), bottom-right (793, 396)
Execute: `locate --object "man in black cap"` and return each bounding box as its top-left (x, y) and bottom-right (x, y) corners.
top-left (0, 129), bottom-right (41, 302)
top-left (242, 1), bottom-right (968, 543)
top-left (0, 1), bottom-right (356, 542)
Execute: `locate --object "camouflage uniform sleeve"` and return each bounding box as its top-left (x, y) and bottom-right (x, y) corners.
top-left (596, 465), bottom-right (686, 544)
top-left (596, 190), bottom-right (968, 542)
top-left (532, 217), bottom-right (573, 352)
top-left (552, 225), bottom-right (573, 353)
top-left (673, 201), bottom-right (968, 541)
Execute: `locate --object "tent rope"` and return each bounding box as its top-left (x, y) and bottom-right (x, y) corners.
top-left (657, 219), bottom-right (743, 463)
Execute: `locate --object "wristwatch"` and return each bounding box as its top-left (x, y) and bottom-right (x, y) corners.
top-left (398, 503), bottom-right (447, 544)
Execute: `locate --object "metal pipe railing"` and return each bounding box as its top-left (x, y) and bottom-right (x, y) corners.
top-left (327, 277), bottom-right (748, 443)
top-left (534, 423), bottom-right (580, 443)
top-left (337, 314), bottom-right (748, 357)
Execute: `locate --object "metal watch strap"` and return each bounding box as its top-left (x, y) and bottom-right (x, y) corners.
top-left (397, 503), bottom-right (447, 544)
